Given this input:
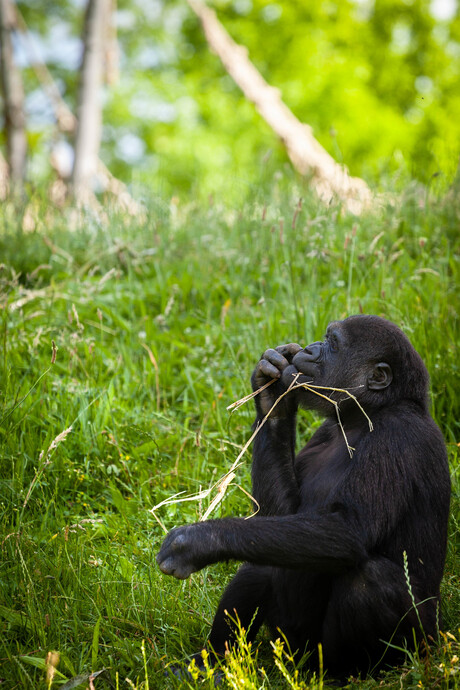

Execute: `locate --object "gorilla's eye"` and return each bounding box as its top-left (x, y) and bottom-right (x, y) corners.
top-left (328, 334), bottom-right (339, 351)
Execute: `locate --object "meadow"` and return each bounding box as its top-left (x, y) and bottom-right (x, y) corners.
top-left (0, 177), bottom-right (459, 688)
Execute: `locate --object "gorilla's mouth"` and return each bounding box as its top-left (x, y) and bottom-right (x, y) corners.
top-left (281, 363), bottom-right (314, 389)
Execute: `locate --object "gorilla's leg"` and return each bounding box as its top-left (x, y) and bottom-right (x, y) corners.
top-left (208, 563), bottom-right (272, 657)
top-left (321, 557), bottom-right (434, 675)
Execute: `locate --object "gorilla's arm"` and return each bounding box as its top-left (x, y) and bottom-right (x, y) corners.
top-left (251, 416), bottom-right (300, 515)
top-left (250, 344), bottom-right (302, 515)
top-left (156, 511), bottom-right (368, 580)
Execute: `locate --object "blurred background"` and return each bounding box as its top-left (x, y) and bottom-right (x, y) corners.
top-left (2, 0), bottom-right (460, 202)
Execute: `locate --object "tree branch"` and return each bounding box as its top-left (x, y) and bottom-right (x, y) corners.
top-left (187, 0), bottom-right (372, 214)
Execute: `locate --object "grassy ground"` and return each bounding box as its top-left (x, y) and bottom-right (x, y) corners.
top-left (0, 177), bottom-right (459, 689)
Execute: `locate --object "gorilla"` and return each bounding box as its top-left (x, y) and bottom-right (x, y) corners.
top-left (157, 315), bottom-right (450, 676)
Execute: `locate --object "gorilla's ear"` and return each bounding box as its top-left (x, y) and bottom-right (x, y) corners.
top-left (368, 363), bottom-right (393, 390)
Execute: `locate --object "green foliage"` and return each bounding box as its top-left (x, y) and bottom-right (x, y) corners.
top-left (15, 0), bottom-right (460, 198)
top-left (0, 178), bottom-right (459, 687)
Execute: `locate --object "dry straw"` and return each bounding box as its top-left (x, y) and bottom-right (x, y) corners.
top-left (151, 374), bottom-right (373, 528)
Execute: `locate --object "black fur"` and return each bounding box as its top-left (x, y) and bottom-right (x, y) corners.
top-left (157, 315), bottom-right (450, 676)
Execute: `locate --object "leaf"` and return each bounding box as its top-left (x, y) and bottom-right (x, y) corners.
top-left (60, 669), bottom-right (107, 690)
top-left (0, 605), bottom-right (34, 631)
top-left (92, 616), bottom-right (102, 671)
top-left (17, 654), bottom-right (67, 680)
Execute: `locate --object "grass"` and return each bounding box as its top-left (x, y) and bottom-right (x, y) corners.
top-left (0, 175), bottom-right (459, 689)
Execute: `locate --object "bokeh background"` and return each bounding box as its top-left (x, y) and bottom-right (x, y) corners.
top-left (10, 0), bottom-right (460, 199)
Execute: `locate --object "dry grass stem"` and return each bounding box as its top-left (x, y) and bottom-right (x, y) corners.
top-left (45, 651), bottom-right (60, 684)
top-left (236, 485), bottom-right (261, 520)
top-left (302, 382), bottom-right (373, 431)
top-left (226, 378), bottom-right (275, 411)
top-left (151, 488), bottom-right (212, 513)
top-left (231, 374), bottom-right (373, 458)
top-left (151, 509), bottom-right (168, 534)
top-left (152, 373), bottom-right (373, 522)
top-left (48, 425), bottom-right (73, 452)
top-left (201, 471), bottom-right (237, 521)
top-left (298, 383), bottom-right (353, 457)
top-left (23, 426), bottom-right (73, 511)
top-left (284, 376), bottom-right (373, 458)
top-left (141, 343), bottom-right (161, 409)
top-left (51, 340), bottom-right (57, 364)
top-left (151, 376), bottom-right (300, 522)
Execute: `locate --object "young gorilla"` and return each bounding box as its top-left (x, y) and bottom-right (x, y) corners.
top-left (157, 315), bottom-right (451, 676)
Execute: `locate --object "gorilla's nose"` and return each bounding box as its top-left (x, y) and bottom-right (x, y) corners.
top-left (299, 342), bottom-right (322, 362)
top-left (291, 343), bottom-right (322, 378)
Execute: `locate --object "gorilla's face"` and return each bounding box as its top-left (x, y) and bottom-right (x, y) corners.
top-left (282, 318), bottom-right (393, 415)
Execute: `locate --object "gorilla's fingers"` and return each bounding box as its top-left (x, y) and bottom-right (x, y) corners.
top-left (262, 348), bottom-right (290, 371)
top-left (275, 343), bottom-right (303, 360)
top-left (258, 359), bottom-right (281, 379)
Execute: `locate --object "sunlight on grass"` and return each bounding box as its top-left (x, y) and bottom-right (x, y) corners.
top-left (0, 179), bottom-right (458, 688)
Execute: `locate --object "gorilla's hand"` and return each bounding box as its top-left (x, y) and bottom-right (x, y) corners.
top-left (251, 343), bottom-right (302, 418)
top-left (157, 523), bottom-right (215, 580)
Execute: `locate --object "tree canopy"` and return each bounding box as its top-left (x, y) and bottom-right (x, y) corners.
top-left (7, 0), bottom-right (460, 198)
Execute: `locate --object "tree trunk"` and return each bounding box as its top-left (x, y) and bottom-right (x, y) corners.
top-left (71, 0), bottom-right (110, 202)
top-left (0, 0), bottom-right (27, 195)
top-left (13, 7), bottom-right (142, 217)
top-left (187, 0), bottom-right (372, 214)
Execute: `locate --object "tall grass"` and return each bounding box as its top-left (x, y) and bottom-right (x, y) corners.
top-left (0, 176), bottom-right (459, 688)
